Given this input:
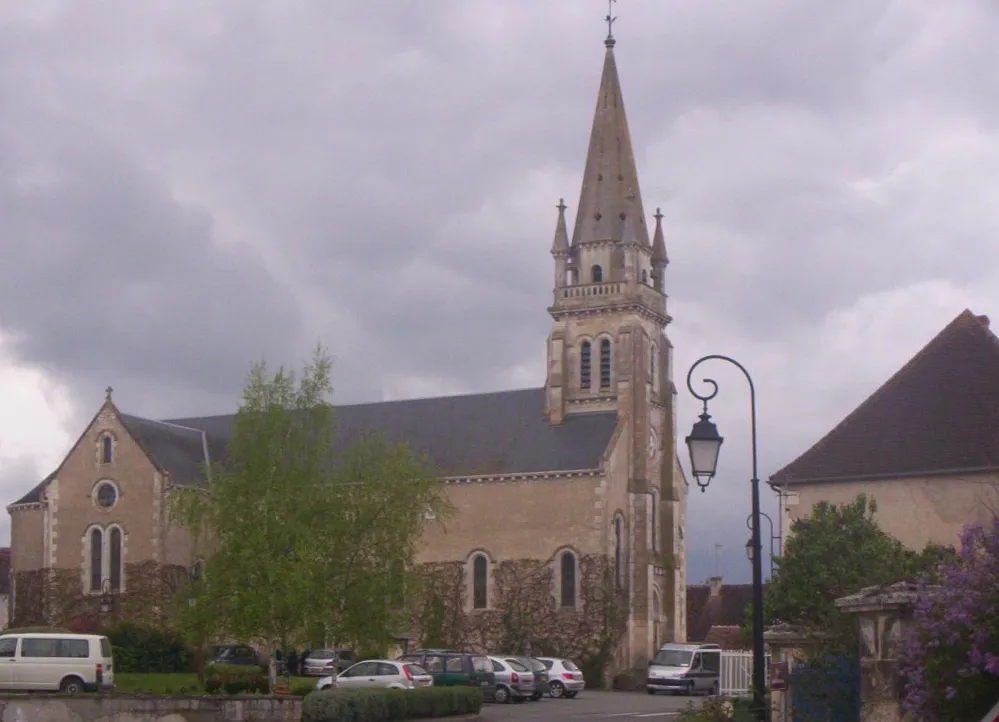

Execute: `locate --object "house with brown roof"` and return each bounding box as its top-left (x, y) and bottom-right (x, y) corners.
top-left (685, 577), bottom-right (753, 649)
top-left (770, 309), bottom-right (999, 552)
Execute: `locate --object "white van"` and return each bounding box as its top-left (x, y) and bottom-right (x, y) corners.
top-left (0, 633), bottom-right (115, 693)
top-left (646, 643), bottom-right (721, 696)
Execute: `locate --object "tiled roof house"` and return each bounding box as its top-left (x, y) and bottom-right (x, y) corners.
top-left (770, 309), bottom-right (999, 551)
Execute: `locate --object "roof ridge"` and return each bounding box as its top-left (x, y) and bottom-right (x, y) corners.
top-left (121, 413), bottom-right (207, 435)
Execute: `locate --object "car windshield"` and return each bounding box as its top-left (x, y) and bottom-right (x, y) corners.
top-left (406, 664), bottom-right (429, 676)
top-left (472, 656), bottom-right (492, 674)
top-left (528, 658), bottom-right (546, 671)
top-left (506, 659), bottom-right (529, 672)
top-left (652, 649), bottom-right (693, 667)
top-left (562, 660), bottom-right (579, 671)
top-left (312, 650), bottom-right (335, 659)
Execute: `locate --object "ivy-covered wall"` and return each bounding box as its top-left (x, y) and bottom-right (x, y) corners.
top-left (10, 561), bottom-right (189, 630)
top-left (409, 553), bottom-right (628, 681)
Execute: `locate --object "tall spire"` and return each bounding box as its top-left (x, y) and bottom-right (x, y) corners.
top-left (571, 23), bottom-right (650, 248)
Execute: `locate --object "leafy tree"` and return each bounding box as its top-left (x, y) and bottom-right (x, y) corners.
top-left (170, 345), bottom-right (450, 668)
top-left (899, 518), bottom-right (999, 722)
top-left (759, 494), bottom-right (938, 655)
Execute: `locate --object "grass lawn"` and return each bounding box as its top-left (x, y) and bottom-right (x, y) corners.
top-left (114, 672), bottom-right (319, 695)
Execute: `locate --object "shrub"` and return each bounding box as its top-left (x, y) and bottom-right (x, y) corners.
top-left (611, 671), bottom-right (640, 691)
top-left (204, 662), bottom-right (268, 695)
top-left (899, 519), bottom-right (999, 722)
top-left (102, 621), bottom-right (193, 673)
top-left (291, 679), bottom-right (319, 697)
top-left (302, 686), bottom-right (483, 722)
top-left (676, 696), bottom-right (741, 722)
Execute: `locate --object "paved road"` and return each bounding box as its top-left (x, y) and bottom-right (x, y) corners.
top-left (479, 690), bottom-right (698, 721)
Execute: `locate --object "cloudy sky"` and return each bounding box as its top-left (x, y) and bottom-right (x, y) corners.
top-left (2, 0), bottom-right (998, 584)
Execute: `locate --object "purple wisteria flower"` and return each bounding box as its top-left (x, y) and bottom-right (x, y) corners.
top-left (898, 518), bottom-right (999, 721)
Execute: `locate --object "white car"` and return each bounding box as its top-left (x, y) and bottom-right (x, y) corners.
top-left (536, 657), bottom-right (585, 698)
top-left (315, 659), bottom-right (433, 692)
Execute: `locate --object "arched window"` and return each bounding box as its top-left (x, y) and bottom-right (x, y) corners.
top-left (101, 435), bottom-right (113, 464)
top-left (472, 554), bottom-right (488, 609)
top-left (580, 341), bottom-right (592, 390)
top-left (591, 265), bottom-right (603, 283)
top-left (89, 528), bottom-right (103, 593)
top-left (560, 551), bottom-right (577, 608)
top-left (614, 516), bottom-right (624, 589)
top-left (600, 339), bottom-right (612, 389)
top-left (109, 527), bottom-right (123, 591)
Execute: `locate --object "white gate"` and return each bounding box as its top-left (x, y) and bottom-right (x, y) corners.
top-left (720, 650), bottom-right (754, 697)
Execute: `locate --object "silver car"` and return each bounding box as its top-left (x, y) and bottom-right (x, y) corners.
top-left (486, 655), bottom-right (535, 704)
top-left (315, 659), bottom-right (433, 692)
top-left (537, 657), bottom-right (585, 698)
top-left (303, 649), bottom-right (354, 677)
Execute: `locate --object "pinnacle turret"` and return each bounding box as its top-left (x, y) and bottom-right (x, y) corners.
top-left (652, 207), bottom-right (668, 266)
top-left (551, 198), bottom-right (570, 256)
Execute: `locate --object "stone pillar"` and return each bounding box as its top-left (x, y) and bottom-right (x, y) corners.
top-left (835, 582), bottom-right (926, 722)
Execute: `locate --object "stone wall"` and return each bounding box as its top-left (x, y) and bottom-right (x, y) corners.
top-left (410, 553), bottom-right (627, 673)
top-left (0, 695), bottom-right (300, 722)
top-left (10, 561), bottom-right (189, 629)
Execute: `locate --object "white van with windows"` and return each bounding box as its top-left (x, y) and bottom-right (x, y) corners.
top-left (646, 643), bottom-right (721, 696)
top-left (0, 633), bottom-right (115, 693)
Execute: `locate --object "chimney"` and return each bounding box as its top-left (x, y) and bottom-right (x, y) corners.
top-left (977, 315), bottom-right (990, 329)
top-left (709, 576), bottom-right (723, 597)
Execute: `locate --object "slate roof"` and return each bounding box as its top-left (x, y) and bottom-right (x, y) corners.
top-left (11, 388), bottom-right (618, 506)
top-left (168, 387), bottom-right (617, 478)
top-left (686, 582), bottom-right (754, 643)
top-left (771, 309), bottom-right (999, 485)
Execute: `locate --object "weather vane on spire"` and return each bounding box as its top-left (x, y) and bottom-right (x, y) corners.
top-left (605, 0), bottom-right (618, 43)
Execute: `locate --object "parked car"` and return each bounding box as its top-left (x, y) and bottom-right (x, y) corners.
top-left (208, 644), bottom-right (263, 671)
top-left (495, 655), bottom-right (547, 701)
top-left (646, 643), bottom-right (721, 696)
top-left (303, 649), bottom-right (355, 677)
top-left (486, 655), bottom-right (536, 704)
top-left (537, 657), bottom-right (585, 698)
top-left (526, 657), bottom-right (550, 700)
top-left (396, 649), bottom-right (496, 701)
top-left (0, 632), bottom-right (115, 693)
top-left (315, 659), bottom-right (433, 692)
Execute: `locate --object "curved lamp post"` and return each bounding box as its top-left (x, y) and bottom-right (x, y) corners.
top-left (685, 354), bottom-right (767, 722)
top-left (745, 512), bottom-right (780, 576)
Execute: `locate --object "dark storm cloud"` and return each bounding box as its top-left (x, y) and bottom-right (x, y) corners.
top-left (3, 0), bottom-right (999, 580)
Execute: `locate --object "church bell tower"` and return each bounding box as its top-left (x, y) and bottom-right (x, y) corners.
top-left (544, 32), bottom-right (672, 427)
top-left (544, 26), bottom-right (683, 668)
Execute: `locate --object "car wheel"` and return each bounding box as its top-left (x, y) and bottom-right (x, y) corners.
top-left (685, 681), bottom-right (694, 696)
top-left (549, 681), bottom-right (565, 698)
top-left (647, 688), bottom-right (656, 695)
top-left (494, 685), bottom-right (510, 704)
top-left (60, 676), bottom-right (85, 694)
top-left (566, 691), bottom-right (578, 699)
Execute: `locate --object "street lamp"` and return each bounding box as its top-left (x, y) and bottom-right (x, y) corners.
top-left (685, 354), bottom-right (768, 722)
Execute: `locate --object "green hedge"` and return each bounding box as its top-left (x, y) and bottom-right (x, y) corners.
top-left (302, 687), bottom-right (483, 722)
top-left (101, 621), bottom-right (193, 673)
top-left (204, 663), bottom-right (269, 695)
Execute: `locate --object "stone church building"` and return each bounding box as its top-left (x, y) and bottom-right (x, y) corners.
top-left (7, 32), bottom-right (687, 671)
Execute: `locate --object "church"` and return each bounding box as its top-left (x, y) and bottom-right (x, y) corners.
top-left (6, 28), bottom-right (687, 672)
